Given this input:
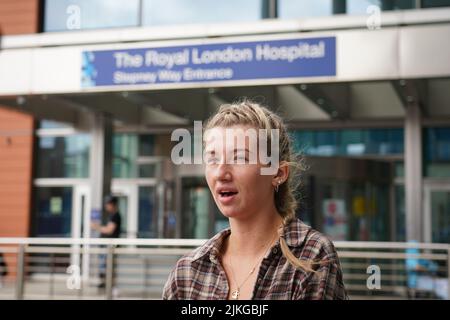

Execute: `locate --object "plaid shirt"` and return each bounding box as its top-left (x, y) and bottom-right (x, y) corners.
top-left (163, 218), bottom-right (348, 300)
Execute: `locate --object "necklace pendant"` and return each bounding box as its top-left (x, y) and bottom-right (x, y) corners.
top-left (231, 289), bottom-right (240, 300)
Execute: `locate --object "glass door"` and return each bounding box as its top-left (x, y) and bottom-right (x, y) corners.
top-left (73, 185), bottom-right (90, 280)
top-left (111, 184), bottom-right (134, 238)
top-left (180, 177), bottom-right (224, 239)
top-left (138, 186), bottom-right (158, 238)
top-left (112, 180), bottom-right (166, 239)
top-left (32, 183), bottom-right (90, 276)
top-left (32, 186), bottom-right (74, 277)
top-left (424, 184), bottom-right (450, 243)
top-left (33, 186), bottom-right (74, 237)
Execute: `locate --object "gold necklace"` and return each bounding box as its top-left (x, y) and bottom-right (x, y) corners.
top-left (228, 233), bottom-right (277, 300)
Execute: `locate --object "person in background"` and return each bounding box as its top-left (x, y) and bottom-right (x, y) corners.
top-left (91, 195), bottom-right (122, 291)
top-left (406, 240), bottom-right (438, 299)
top-left (0, 252), bottom-right (7, 288)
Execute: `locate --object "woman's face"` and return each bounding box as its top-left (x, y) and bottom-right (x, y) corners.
top-left (204, 125), bottom-right (278, 220)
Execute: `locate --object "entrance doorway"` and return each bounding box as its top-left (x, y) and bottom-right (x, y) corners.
top-left (424, 182), bottom-right (450, 243)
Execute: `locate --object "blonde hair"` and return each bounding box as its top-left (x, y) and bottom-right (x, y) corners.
top-left (204, 99), bottom-right (320, 272)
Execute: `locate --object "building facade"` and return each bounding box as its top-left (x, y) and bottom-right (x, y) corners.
top-left (0, 0), bottom-right (38, 239)
top-left (1, 0), bottom-right (450, 245)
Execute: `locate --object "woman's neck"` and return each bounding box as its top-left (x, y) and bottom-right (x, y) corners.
top-left (225, 211), bottom-right (283, 259)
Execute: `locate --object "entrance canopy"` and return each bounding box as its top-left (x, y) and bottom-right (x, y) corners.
top-left (0, 78), bottom-right (449, 130)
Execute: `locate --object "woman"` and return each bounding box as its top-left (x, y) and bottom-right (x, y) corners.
top-left (163, 100), bottom-right (347, 300)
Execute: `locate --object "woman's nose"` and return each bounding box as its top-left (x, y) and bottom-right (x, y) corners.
top-left (215, 163), bottom-right (232, 181)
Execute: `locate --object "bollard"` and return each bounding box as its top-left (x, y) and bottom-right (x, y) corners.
top-left (447, 247), bottom-right (450, 300)
top-left (15, 244), bottom-right (25, 300)
top-left (105, 244), bottom-right (114, 300)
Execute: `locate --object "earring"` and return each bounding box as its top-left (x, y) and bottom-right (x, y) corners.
top-left (274, 180), bottom-right (281, 193)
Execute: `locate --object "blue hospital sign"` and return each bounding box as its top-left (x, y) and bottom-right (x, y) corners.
top-left (81, 36), bottom-right (336, 88)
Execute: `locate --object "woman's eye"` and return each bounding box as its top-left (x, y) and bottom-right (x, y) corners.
top-left (206, 157), bottom-right (218, 165)
top-left (234, 155), bottom-right (248, 162)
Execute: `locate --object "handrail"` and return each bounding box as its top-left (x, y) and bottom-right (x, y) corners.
top-left (1, 238), bottom-right (449, 300)
top-left (0, 238), bottom-right (449, 250)
top-left (0, 238), bottom-right (206, 246)
top-left (333, 241), bottom-right (450, 250)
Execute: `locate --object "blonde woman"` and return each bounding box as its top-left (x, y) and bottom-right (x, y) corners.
top-left (163, 100), bottom-right (347, 300)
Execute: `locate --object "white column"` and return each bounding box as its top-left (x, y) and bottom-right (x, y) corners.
top-left (405, 103), bottom-right (423, 242)
top-left (89, 112), bottom-right (113, 219)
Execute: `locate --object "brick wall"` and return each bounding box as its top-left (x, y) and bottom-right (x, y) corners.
top-left (0, 108), bottom-right (34, 238)
top-left (0, 0), bottom-right (39, 241)
top-left (0, 0), bottom-right (39, 35)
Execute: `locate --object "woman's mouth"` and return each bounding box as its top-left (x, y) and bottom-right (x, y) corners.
top-left (217, 190), bottom-right (238, 205)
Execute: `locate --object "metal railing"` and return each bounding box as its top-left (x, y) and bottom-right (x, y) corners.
top-left (0, 238), bottom-right (449, 300)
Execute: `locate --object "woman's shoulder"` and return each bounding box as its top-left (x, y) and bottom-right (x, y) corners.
top-left (174, 228), bottom-right (231, 267)
top-left (287, 218), bottom-right (339, 259)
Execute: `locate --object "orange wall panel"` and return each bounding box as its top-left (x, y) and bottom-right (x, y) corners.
top-left (0, 0), bottom-right (38, 279)
top-left (0, 107), bottom-right (34, 238)
top-left (0, 0), bottom-right (39, 35)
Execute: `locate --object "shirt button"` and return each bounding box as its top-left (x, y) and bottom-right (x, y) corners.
top-left (272, 247), bottom-right (278, 255)
top-left (257, 278), bottom-right (262, 284)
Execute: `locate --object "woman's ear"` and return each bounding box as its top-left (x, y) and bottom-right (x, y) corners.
top-left (272, 161), bottom-right (289, 186)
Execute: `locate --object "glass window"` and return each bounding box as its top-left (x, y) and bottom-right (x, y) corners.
top-left (33, 187), bottom-right (73, 237)
top-left (395, 161), bottom-right (405, 177)
top-left (346, 0), bottom-right (415, 14)
top-left (163, 184), bottom-right (176, 238)
top-left (278, 0), bottom-right (333, 19)
top-left (115, 195), bottom-right (128, 237)
top-left (181, 177), bottom-right (213, 238)
top-left (44, 0), bottom-right (140, 32)
top-left (138, 186), bottom-right (157, 238)
top-left (341, 130), bottom-right (365, 155)
top-left (279, 0), bottom-right (417, 18)
top-left (37, 135), bottom-right (90, 178)
top-left (368, 183), bottom-right (390, 241)
top-left (139, 134), bottom-right (155, 156)
top-left (291, 131), bottom-right (314, 155)
top-left (422, 0), bottom-right (450, 8)
top-left (316, 130), bottom-right (339, 156)
top-left (138, 163), bottom-right (161, 178)
top-left (292, 128), bottom-right (404, 157)
top-left (39, 120), bottom-right (72, 129)
top-left (188, 187), bottom-right (210, 238)
top-left (315, 179), bottom-right (391, 242)
top-left (347, 0), bottom-right (382, 14)
top-left (113, 133), bottom-right (157, 178)
top-left (395, 185), bottom-right (406, 241)
top-left (424, 127), bottom-right (450, 178)
top-left (319, 180), bottom-right (350, 241)
top-left (113, 133), bottom-right (138, 178)
top-left (376, 129), bottom-right (403, 154)
top-left (142, 0), bottom-right (261, 26)
top-left (430, 190), bottom-right (450, 243)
